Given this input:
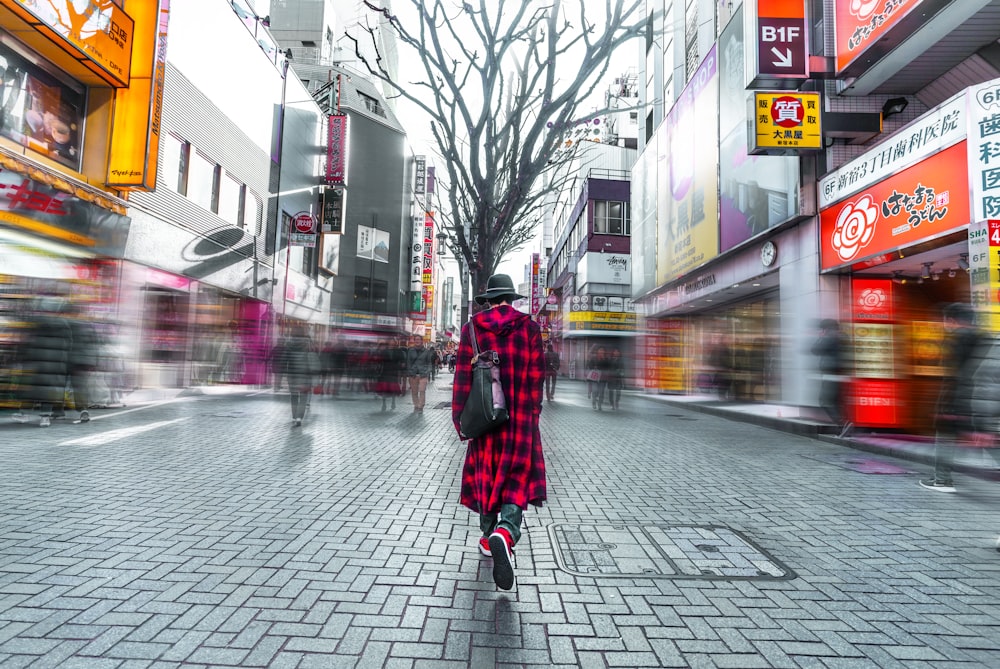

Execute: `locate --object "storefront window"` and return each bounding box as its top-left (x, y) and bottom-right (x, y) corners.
top-left (0, 37), bottom-right (86, 171)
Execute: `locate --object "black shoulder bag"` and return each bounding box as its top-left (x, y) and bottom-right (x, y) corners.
top-left (459, 322), bottom-right (509, 439)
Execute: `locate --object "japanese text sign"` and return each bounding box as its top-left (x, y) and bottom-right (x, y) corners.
top-left (750, 91), bottom-right (821, 152)
top-left (422, 211), bottom-right (434, 285)
top-left (835, 0), bottom-right (922, 74)
top-left (3, 0), bottom-right (134, 87)
top-left (819, 141), bottom-right (970, 270)
top-left (326, 114), bottom-right (348, 186)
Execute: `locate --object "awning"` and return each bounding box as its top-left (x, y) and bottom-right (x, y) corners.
top-left (561, 330), bottom-right (640, 338)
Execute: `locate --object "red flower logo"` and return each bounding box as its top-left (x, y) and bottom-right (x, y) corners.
top-left (832, 195), bottom-right (878, 262)
top-left (859, 288), bottom-right (886, 310)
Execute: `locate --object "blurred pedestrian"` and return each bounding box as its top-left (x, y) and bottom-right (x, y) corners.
top-left (372, 340), bottom-right (398, 411)
top-left (12, 295), bottom-right (72, 426)
top-left (607, 347), bottom-right (625, 410)
top-left (592, 346), bottom-right (611, 411)
top-left (452, 274), bottom-right (546, 591)
top-left (406, 336), bottom-right (433, 412)
top-left (811, 319), bottom-right (851, 437)
top-left (67, 305), bottom-right (100, 423)
top-left (544, 343), bottom-right (560, 401)
top-left (921, 303), bottom-right (987, 492)
top-left (273, 323), bottom-right (317, 426)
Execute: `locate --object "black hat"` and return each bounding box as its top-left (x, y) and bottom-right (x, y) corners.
top-left (474, 273), bottom-right (525, 304)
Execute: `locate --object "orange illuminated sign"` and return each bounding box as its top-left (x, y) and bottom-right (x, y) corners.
top-left (819, 141), bottom-right (970, 271)
top-left (2, 0), bottom-right (134, 87)
top-left (106, 0), bottom-right (169, 191)
top-left (834, 0), bottom-right (922, 74)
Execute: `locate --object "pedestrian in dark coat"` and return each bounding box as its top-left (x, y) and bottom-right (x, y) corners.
top-left (451, 273), bottom-right (546, 590)
top-left (13, 296), bottom-right (72, 426)
top-left (273, 323), bottom-right (317, 426)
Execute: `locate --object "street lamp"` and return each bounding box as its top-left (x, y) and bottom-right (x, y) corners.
top-left (436, 230), bottom-right (448, 256)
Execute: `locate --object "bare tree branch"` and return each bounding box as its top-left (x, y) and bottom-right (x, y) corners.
top-left (350, 0), bottom-right (649, 295)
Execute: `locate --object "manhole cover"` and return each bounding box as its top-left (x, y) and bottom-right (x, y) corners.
top-left (802, 453), bottom-right (914, 475)
top-left (548, 523), bottom-right (793, 580)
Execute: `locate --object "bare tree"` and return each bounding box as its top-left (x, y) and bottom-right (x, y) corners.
top-left (348, 0), bottom-right (648, 307)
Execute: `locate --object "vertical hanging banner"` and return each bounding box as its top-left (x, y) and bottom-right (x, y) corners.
top-left (426, 166), bottom-right (435, 194)
top-left (530, 253), bottom-right (541, 315)
top-left (744, 0), bottom-right (808, 89)
top-left (422, 211), bottom-right (434, 284)
top-left (105, 0), bottom-right (169, 190)
top-left (410, 214), bottom-right (423, 293)
top-left (326, 114), bottom-right (348, 186)
top-left (967, 77), bottom-right (1000, 222)
top-left (414, 156), bottom-right (426, 195)
top-left (969, 219), bottom-right (1000, 332)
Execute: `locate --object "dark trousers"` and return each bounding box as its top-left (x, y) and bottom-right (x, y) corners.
top-left (480, 504), bottom-right (523, 545)
top-left (545, 372), bottom-right (557, 398)
top-left (290, 385), bottom-right (309, 419)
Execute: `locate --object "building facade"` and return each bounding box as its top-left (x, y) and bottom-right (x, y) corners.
top-left (633, 0), bottom-right (1000, 431)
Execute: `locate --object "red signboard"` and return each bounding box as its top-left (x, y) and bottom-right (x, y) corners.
top-left (293, 212), bottom-right (315, 234)
top-left (422, 212), bottom-right (434, 285)
top-left (326, 114), bottom-right (348, 186)
top-left (819, 141), bottom-right (970, 271)
top-left (835, 0), bottom-right (921, 74)
top-left (755, 0), bottom-right (808, 80)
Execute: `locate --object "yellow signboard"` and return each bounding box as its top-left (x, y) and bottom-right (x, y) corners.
top-left (750, 91), bottom-right (821, 153)
top-left (2, 0), bottom-right (134, 87)
top-left (106, 0), bottom-right (169, 191)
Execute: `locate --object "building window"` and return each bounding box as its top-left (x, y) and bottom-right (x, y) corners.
top-left (354, 276), bottom-right (388, 312)
top-left (162, 134), bottom-right (188, 193)
top-left (594, 200), bottom-right (630, 235)
top-left (357, 92), bottom-right (385, 117)
top-left (187, 150), bottom-right (217, 212)
top-left (218, 173), bottom-right (244, 226)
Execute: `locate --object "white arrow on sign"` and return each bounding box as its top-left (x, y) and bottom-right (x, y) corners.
top-left (771, 47), bottom-right (793, 68)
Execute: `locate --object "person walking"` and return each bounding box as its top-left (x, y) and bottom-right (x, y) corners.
top-left (12, 295), bottom-right (72, 426)
top-left (451, 274), bottom-right (546, 591)
top-left (921, 303), bottom-right (987, 492)
top-left (811, 319), bottom-right (851, 437)
top-left (273, 323), bottom-right (317, 426)
top-left (592, 346), bottom-right (611, 411)
top-left (406, 336), bottom-right (434, 412)
top-left (67, 305), bottom-right (100, 423)
top-left (607, 347), bottom-right (625, 410)
top-left (543, 343), bottom-right (560, 401)
top-left (372, 340), bottom-right (398, 411)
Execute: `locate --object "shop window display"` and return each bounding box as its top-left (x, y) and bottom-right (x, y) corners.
top-left (0, 38), bottom-right (85, 171)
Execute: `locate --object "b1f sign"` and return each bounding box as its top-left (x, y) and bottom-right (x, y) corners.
top-left (745, 0), bottom-right (808, 89)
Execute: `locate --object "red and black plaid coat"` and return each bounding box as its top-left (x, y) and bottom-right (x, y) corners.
top-left (452, 305), bottom-right (547, 514)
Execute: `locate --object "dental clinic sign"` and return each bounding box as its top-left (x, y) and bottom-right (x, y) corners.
top-left (818, 77), bottom-right (1000, 271)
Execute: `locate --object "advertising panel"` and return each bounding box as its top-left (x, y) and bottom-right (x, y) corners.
top-left (0, 166), bottom-right (130, 256)
top-left (531, 253), bottom-right (540, 315)
top-left (719, 9), bottom-right (800, 253)
top-left (325, 114), bottom-right (348, 186)
top-left (579, 253), bottom-right (631, 285)
top-left (318, 233), bottom-right (339, 275)
top-left (2, 0), bottom-right (134, 87)
top-left (409, 214), bottom-right (423, 292)
top-left (834, 0), bottom-right (922, 74)
top-left (290, 211), bottom-right (316, 247)
top-left (631, 142), bottom-right (658, 297)
top-left (105, 0), bottom-right (168, 190)
top-left (414, 155), bottom-right (426, 195)
top-left (321, 186), bottom-right (344, 234)
top-left (849, 277), bottom-right (904, 427)
top-left (0, 41), bottom-right (85, 171)
top-left (656, 46), bottom-right (719, 284)
top-left (968, 219), bottom-right (1000, 332)
top-left (967, 77), bottom-right (1000, 222)
top-left (750, 91), bottom-right (821, 152)
top-left (818, 92), bottom-right (966, 209)
top-left (643, 318), bottom-right (685, 392)
top-left (356, 224), bottom-right (374, 258)
top-left (819, 141), bottom-right (970, 271)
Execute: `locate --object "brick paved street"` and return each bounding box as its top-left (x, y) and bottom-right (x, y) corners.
top-left (2, 379), bottom-right (1000, 668)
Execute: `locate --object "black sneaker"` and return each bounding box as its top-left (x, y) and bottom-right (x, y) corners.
top-left (488, 529), bottom-right (516, 590)
top-left (919, 478), bottom-right (955, 492)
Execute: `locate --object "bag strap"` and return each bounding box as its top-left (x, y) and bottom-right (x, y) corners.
top-left (469, 321), bottom-right (481, 360)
